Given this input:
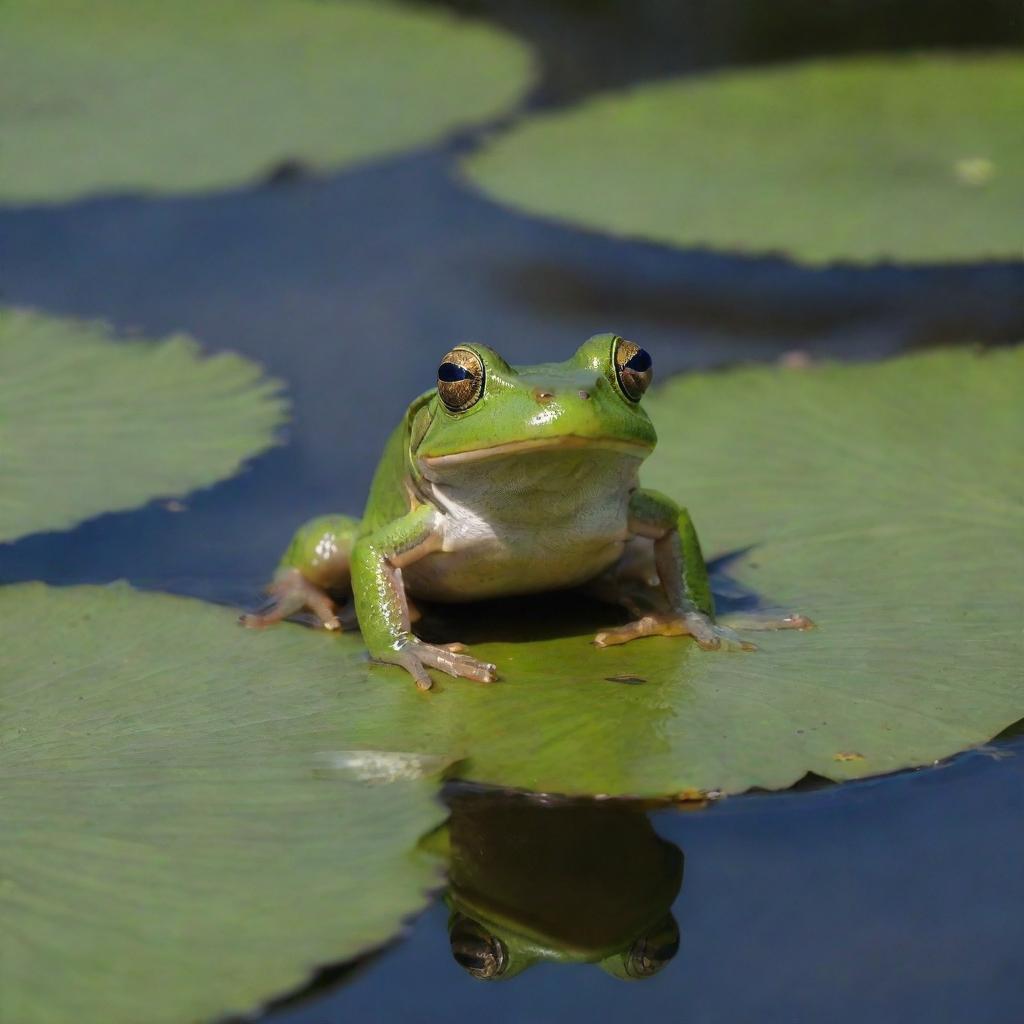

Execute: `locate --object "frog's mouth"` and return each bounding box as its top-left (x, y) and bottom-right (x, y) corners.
top-left (420, 435), bottom-right (653, 468)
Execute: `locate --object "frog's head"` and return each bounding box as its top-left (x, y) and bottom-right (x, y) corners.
top-left (427, 790), bottom-right (685, 984)
top-left (412, 333), bottom-right (657, 466)
top-left (447, 908), bottom-right (681, 982)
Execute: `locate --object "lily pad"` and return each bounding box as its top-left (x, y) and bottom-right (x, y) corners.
top-left (463, 54), bottom-right (1024, 264)
top-left (0, 308), bottom-right (286, 543)
top-left (0, 0), bottom-right (533, 203)
top-left (244, 346), bottom-right (1019, 799)
top-left (0, 582), bottom-right (447, 1024)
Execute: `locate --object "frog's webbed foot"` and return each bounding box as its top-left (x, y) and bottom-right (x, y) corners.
top-left (240, 568), bottom-right (346, 631)
top-left (593, 611), bottom-right (757, 652)
top-left (388, 638), bottom-right (498, 691)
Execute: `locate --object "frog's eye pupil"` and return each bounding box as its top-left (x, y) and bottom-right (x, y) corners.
top-left (438, 361), bottom-right (471, 383)
top-left (625, 349), bottom-right (652, 373)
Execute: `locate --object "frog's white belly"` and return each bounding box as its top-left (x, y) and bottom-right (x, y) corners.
top-left (403, 450), bottom-right (639, 602)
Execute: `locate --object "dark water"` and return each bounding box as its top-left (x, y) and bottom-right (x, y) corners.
top-left (2, 2), bottom-right (1022, 1022)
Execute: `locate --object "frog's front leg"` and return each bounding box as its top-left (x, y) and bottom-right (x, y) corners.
top-left (352, 506), bottom-right (497, 691)
top-left (594, 489), bottom-right (754, 651)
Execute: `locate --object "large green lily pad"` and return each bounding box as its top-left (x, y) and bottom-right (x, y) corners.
top-left (0, 308), bottom-right (286, 543)
top-left (241, 346), bottom-right (1019, 799)
top-left (0, 0), bottom-right (533, 203)
top-left (0, 582), bottom-right (447, 1024)
top-left (463, 55), bottom-right (1024, 264)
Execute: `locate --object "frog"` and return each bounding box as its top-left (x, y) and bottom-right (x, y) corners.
top-left (242, 334), bottom-right (810, 689)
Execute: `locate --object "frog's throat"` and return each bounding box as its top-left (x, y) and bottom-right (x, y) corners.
top-left (419, 435), bottom-right (653, 468)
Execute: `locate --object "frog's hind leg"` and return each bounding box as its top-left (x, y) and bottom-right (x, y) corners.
top-left (240, 514), bottom-right (360, 631)
top-left (588, 511), bottom-right (755, 652)
top-left (243, 570), bottom-right (350, 631)
top-left (587, 525), bottom-right (812, 650)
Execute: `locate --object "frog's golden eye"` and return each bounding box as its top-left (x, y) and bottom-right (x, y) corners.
top-left (449, 914), bottom-right (508, 979)
top-left (613, 338), bottom-right (653, 402)
top-left (437, 347), bottom-right (484, 413)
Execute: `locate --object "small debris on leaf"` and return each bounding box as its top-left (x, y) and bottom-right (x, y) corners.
top-left (779, 350), bottom-right (813, 369)
top-left (674, 787), bottom-right (714, 808)
top-left (953, 156), bottom-right (995, 186)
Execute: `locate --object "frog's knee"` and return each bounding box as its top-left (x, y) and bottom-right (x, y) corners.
top-left (279, 514), bottom-right (360, 591)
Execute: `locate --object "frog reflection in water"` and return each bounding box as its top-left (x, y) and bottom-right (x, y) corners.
top-left (422, 791), bottom-right (684, 981)
top-left (243, 335), bottom-right (810, 687)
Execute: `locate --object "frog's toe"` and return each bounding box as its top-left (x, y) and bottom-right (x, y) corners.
top-left (239, 590), bottom-right (306, 629)
top-left (417, 642), bottom-right (498, 684)
top-left (240, 569), bottom-right (343, 631)
top-left (593, 612), bottom-right (756, 652)
top-left (441, 651), bottom-right (498, 684)
top-left (393, 651), bottom-right (435, 692)
top-left (725, 612), bottom-right (814, 632)
top-left (594, 615), bottom-right (682, 647)
top-left (390, 640), bottom-right (497, 688)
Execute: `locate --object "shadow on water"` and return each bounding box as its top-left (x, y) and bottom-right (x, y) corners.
top-left (495, 256), bottom-right (1024, 349)
top-left (421, 0), bottom-right (1022, 106)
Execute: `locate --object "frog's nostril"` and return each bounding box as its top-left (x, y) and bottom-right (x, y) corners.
top-left (578, 390), bottom-right (591, 400)
top-left (533, 387), bottom-right (555, 403)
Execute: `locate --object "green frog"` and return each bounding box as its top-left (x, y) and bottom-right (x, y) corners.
top-left (243, 334), bottom-right (809, 688)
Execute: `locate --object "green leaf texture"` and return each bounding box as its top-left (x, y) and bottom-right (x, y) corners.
top-left (464, 55), bottom-right (1024, 264)
top-left (0, 0), bottom-right (534, 202)
top-left (0, 308), bottom-right (286, 543)
top-left (0, 583), bottom-right (447, 1024)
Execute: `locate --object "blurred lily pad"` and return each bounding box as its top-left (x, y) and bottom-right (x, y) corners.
top-left (463, 54), bottom-right (1024, 264)
top-left (0, 308), bottom-right (286, 543)
top-left (307, 346), bottom-right (1019, 798)
top-left (0, 582), bottom-right (447, 1024)
top-left (0, 0), bottom-right (533, 203)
